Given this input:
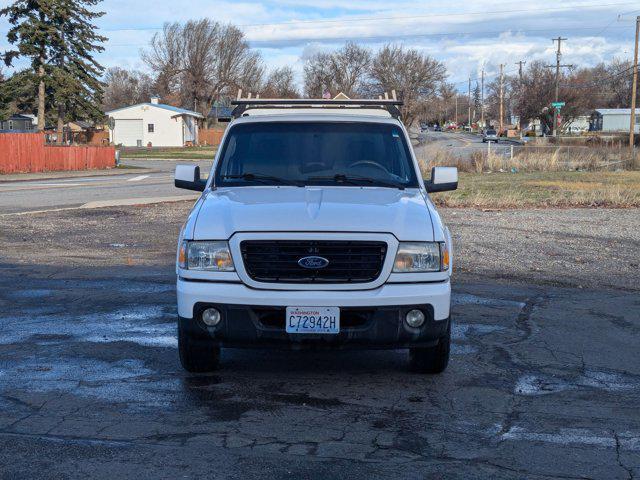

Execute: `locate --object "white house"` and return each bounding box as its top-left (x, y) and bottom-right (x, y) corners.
top-left (592, 109), bottom-right (640, 133)
top-left (106, 97), bottom-right (204, 147)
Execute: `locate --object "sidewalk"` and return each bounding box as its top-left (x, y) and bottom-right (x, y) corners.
top-left (0, 165), bottom-right (157, 183)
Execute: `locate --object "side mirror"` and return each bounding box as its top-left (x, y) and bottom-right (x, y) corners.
top-left (425, 166), bottom-right (458, 193)
top-left (175, 165), bottom-right (207, 192)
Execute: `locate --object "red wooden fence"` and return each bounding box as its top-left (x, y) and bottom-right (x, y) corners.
top-left (198, 128), bottom-right (225, 146)
top-left (0, 133), bottom-right (115, 174)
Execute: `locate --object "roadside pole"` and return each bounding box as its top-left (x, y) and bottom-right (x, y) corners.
top-left (546, 37), bottom-right (572, 137)
top-left (515, 60), bottom-right (526, 132)
top-left (499, 64), bottom-right (504, 135)
top-left (455, 95), bottom-right (458, 125)
top-left (629, 15), bottom-right (639, 163)
top-left (481, 68), bottom-right (485, 127)
top-left (468, 77), bottom-right (472, 131)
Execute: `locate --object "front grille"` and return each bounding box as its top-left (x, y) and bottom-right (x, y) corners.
top-left (240, 240), bottom-right (387, 283)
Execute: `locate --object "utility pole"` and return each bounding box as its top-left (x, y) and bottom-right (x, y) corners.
top-left (515, 61), bottom-right (526, 131)
top-left (455, 94), bottom-right (458, 124)
top-left (516, 60), bottom-right (526, 82)
top-left (629, 15), bottom-right (639, 151)
top-left (480, 68), bottom-right (485, 127)
top-left (499, 64), bottom-right (504, 134)
top-left (468, 76), bottom-right (472, 130)
top-left (546, 37), bottom-right (572, 137)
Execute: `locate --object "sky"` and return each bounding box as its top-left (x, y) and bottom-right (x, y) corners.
top-left (0, 0), bottom-right (639, 93)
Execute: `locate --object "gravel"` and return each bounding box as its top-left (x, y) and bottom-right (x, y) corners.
top-left (1, 201), bottom-right (638, 291)
top-left (441, 207), bottom-right (640, 291)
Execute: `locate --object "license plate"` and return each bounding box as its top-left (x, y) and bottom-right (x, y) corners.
top-left (285, 307), bottom-right (340, 334)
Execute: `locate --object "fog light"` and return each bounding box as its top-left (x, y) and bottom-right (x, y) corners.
top-left (405, 309), bottom-right (425, 328)
top-left (201, 308), bottom-right (221, 326)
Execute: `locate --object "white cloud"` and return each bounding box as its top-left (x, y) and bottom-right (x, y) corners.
top-left (0, 0), bottom-right (637, 92)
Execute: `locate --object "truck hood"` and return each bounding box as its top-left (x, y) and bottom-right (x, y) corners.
top-left (192, 186), bottom-right (434, 241)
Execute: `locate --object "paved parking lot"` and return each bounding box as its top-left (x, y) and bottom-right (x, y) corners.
top-left (0, 202), bottom-right (639, 479)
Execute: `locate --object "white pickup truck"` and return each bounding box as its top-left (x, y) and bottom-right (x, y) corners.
top-left (174, 98), bottom-right (458, 374)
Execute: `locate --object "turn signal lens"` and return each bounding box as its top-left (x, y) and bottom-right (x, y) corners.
top-left (441, 242), bottom-right (450, 271)
top-left (178, 241), bottom-right (187, 268)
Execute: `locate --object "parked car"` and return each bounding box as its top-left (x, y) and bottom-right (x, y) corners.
top-left (174, 98), bottom-right (458, 374)
top-left (482, 128), bottom-right (498, 143)
top-left (433, 124), bottom-right (442, 132)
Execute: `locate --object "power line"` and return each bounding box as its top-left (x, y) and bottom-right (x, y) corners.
top-left (559, 65), bottom-right (635, 87)
top-left (101, 2), bottom-right (638, 31)
top-left (239, 2), bottom-right (638, 28)
top-left (105, 23), bottom-right (633, 48)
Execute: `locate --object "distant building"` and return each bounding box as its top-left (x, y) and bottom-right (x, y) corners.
top-left (106, 96), bottom-right (204, 147)
top-left (591, 109), bottom-right (640, 133)
top-left (563, 115), bottom-right (590, 134)
top-left (208, 101), bottom-right (233, 124)
top-left (0, 114), bottom-right (35, 132)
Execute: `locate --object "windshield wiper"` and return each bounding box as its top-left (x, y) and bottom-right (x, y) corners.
top-left (221, 173), bottom-right (302, 186)
top-left (307, 174), bottom-right (405, 190)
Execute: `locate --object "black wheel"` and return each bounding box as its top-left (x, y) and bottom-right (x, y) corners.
top-left (409, 320), bottom-right (451, 374)
top-left (178, 318), bottom-right (220, 373)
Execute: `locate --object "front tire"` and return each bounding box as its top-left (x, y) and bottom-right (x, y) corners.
top-left (409, 320), bottom-right (451, 374)
top-left (178, 318), bottom-right (220, 373)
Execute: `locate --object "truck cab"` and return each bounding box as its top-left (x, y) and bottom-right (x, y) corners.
top-left (174, 98), bottom-right (458, 373)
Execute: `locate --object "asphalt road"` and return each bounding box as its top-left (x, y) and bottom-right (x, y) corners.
top-left (0, 134), bottom-right (505, 215)
top-left (414, 130), bottom-right (516, 160)
top-left (0, 159), bottom-right (210, 215)
top-left (1, 265), bottom-right (638, 479)
top-left (0, 147), bottom-right (638, 479)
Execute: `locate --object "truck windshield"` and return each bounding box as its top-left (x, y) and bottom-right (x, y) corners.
top-left (215, 122), bottom-right (419, 188)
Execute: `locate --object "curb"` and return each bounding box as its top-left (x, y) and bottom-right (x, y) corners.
top-left (1, 195), bottom-right (199, 217)
top-left (0, 167), bottom-right (158, 184)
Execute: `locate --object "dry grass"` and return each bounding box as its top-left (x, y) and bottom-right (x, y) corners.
top-left (428, 171), bottom-right (640, 208)
top-left (418, 144), bottom-right (636, 174)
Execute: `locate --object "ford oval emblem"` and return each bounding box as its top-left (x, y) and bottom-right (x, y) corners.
top-left (298, 256), bottom-right (329, 269)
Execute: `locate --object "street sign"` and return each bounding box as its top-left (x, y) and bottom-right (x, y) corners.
top-left (552, 102), bottom-right (565, 108)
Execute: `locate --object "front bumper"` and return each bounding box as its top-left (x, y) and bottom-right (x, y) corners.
top-left (177, 278), bottom-right (451, 348)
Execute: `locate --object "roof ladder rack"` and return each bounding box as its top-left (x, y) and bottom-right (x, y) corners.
top-left (230, 91), bottom-right (403, 119)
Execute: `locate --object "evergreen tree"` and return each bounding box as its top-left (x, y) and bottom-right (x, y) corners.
top-left (1, 0), bottom-right (60, 130)
top-left (1, 0), bottom-right (106, 137)
top-left (49, 0), bottom-right (107, 142)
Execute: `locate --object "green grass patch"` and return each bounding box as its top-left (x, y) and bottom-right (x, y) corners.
top-left (432, 171), bottom-right (640, 208)
top-left (119, 146), bottom-right (217, 160)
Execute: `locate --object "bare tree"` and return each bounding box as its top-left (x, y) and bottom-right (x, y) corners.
top-left (141, 22), bottom-right (184, 100)
top-left (142, 20), bottom-right (264, 116)
top-left (370, 44), bottom-right (447, 126)
top-left (261, 66), bottom-right (299, 98)
top-left (304, 52), bottom-right (334, 97)
top-left (304, 42), bottom-right (371, 98)
top-left (508, 61), bottom-right (586, 133)
top-left (103, 67), bottom-right (154, 111)
top-left (418, 82), bottom-right (460, 125)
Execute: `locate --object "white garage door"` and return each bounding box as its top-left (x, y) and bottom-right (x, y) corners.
top-left (113, 119), bottom-right (143, 147)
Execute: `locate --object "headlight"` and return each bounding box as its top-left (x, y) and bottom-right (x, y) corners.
top-left (179, 240), bottom-right (234, 271)
top-left (393, 242), bottom-right (446, 272)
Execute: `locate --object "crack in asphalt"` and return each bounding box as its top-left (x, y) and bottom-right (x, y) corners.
top-left (614, 430), bottom-right (635, 480)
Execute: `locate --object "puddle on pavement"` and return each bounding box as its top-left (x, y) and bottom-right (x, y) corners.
top-left (453, 293), bottom-right (526, 309)
top-left (0, 305), bottom-right (177, 348)
top-left (0, 357), bottom-right (181, 406)
top-left (514, 370), bottom-right (638, 395)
